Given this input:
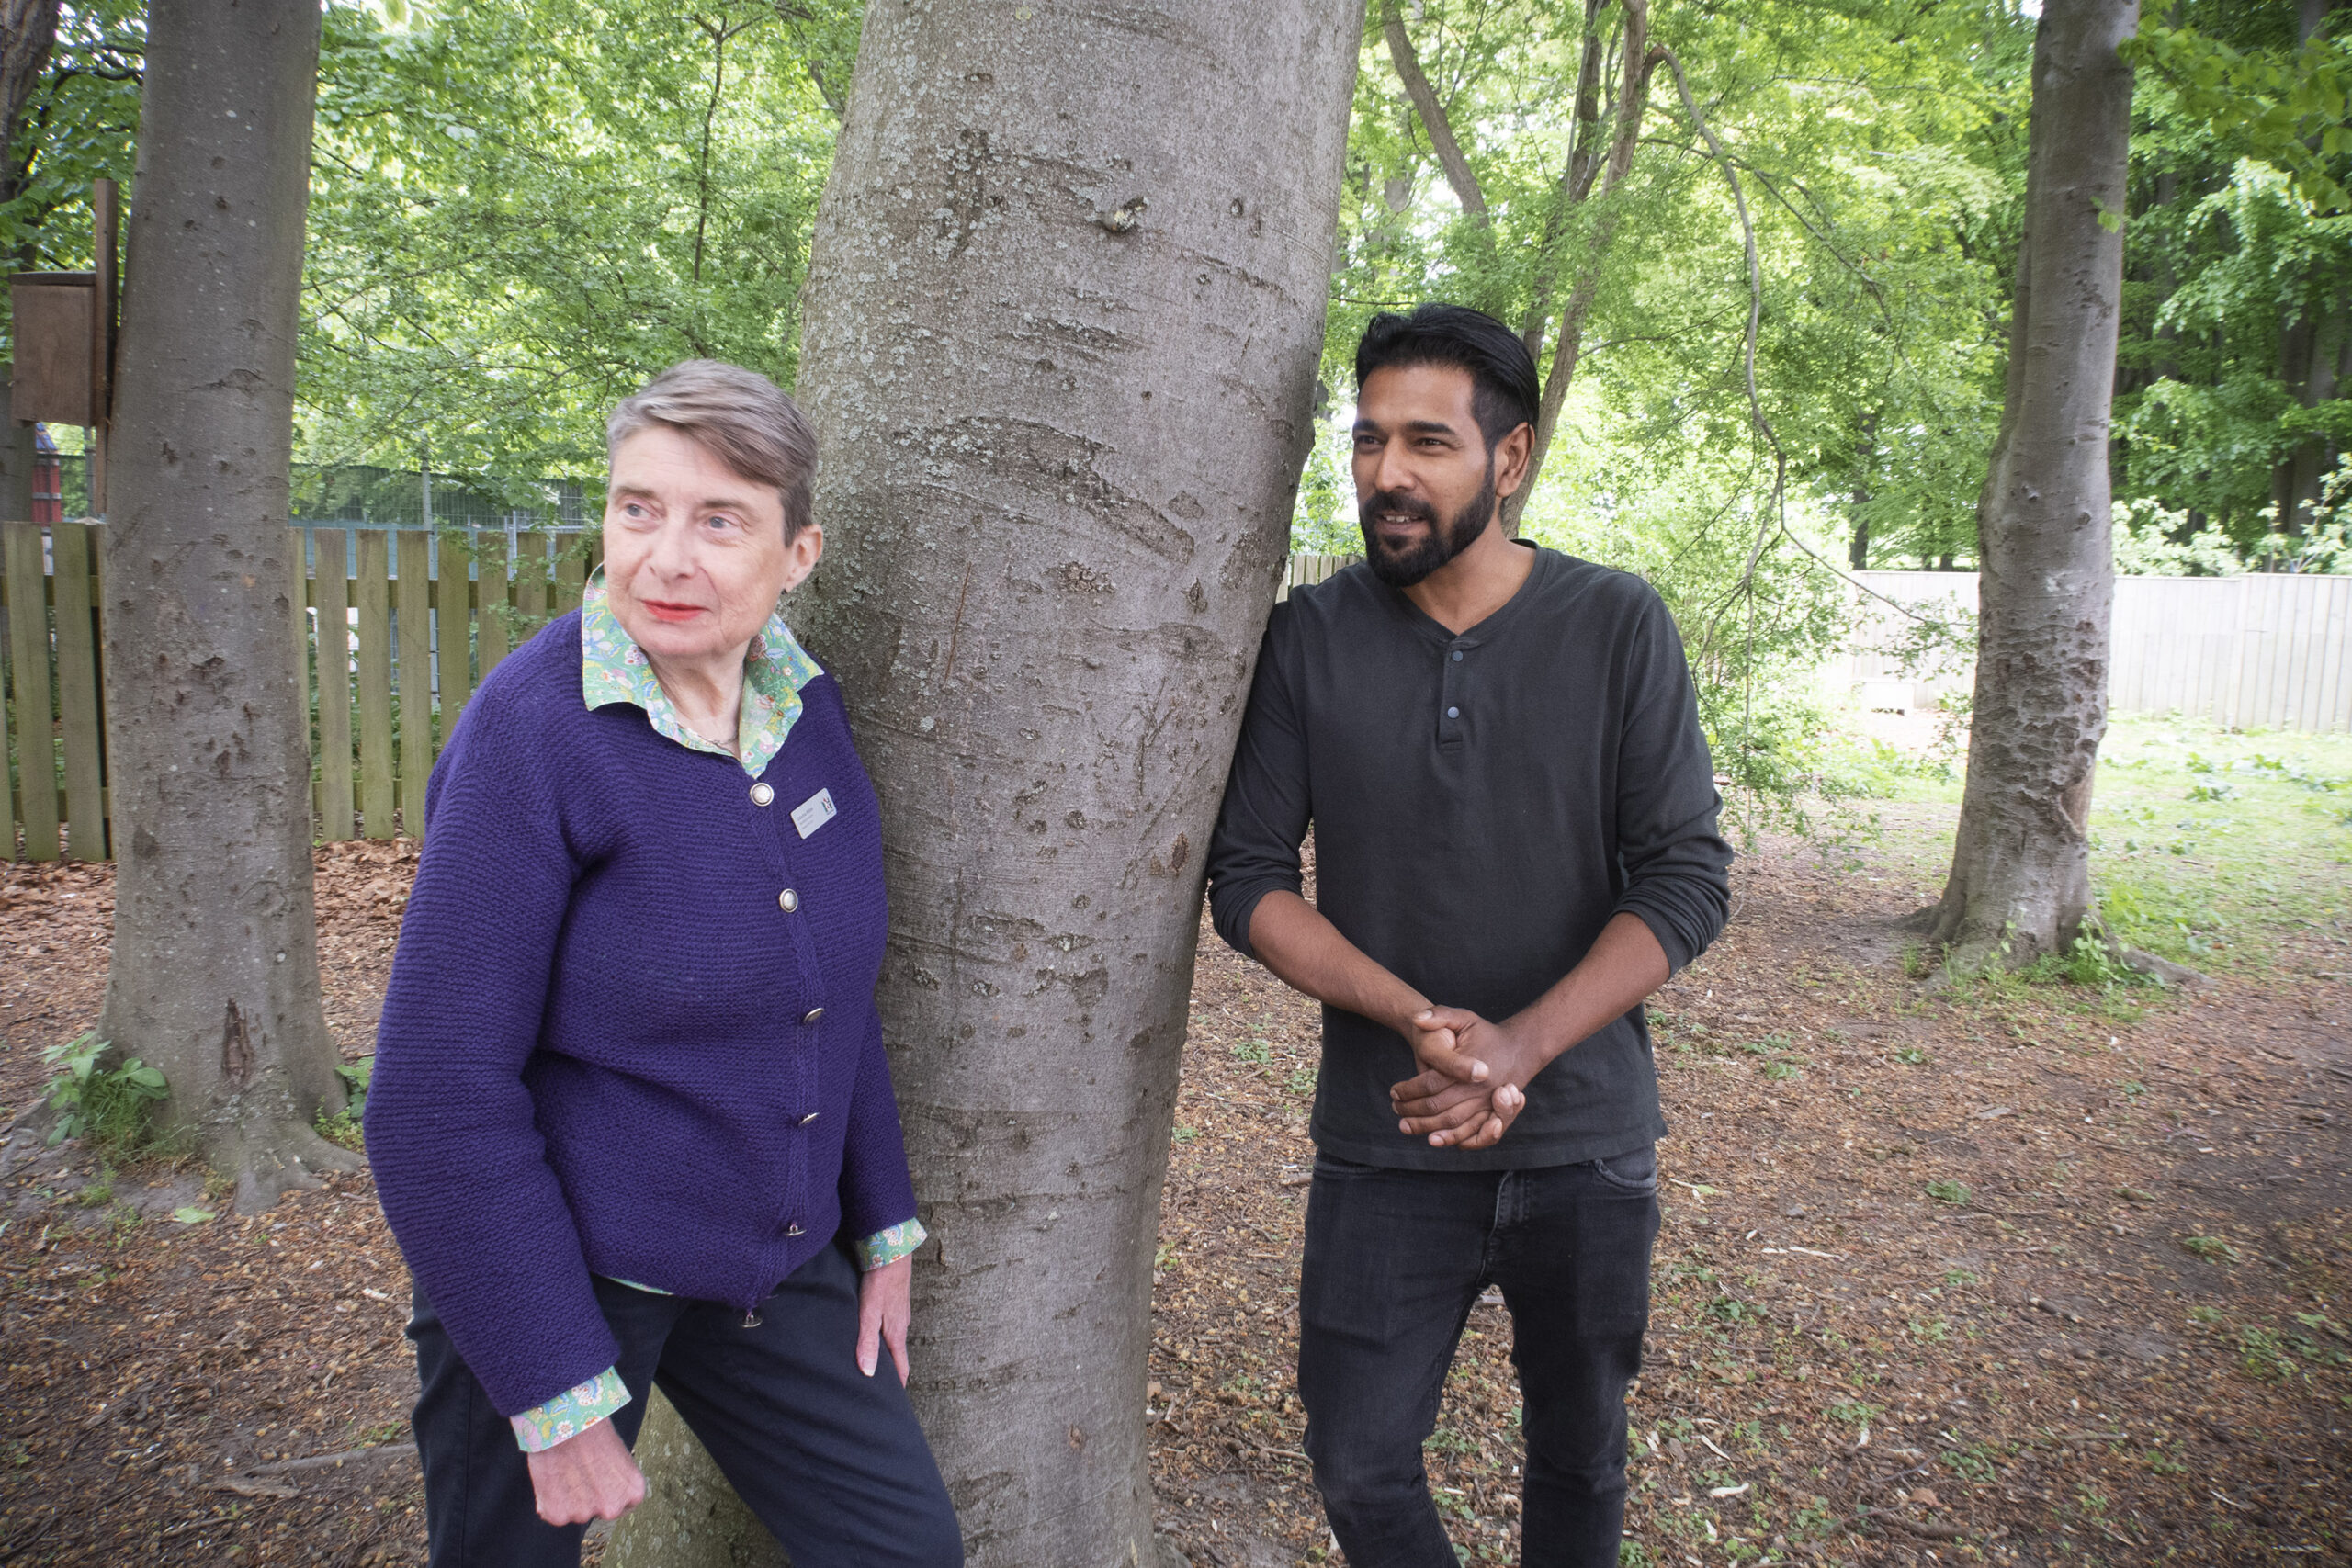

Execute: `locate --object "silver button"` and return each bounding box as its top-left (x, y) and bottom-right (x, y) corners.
top-left (797, 1111), bottom-right (820, 1126)
top-left (801, 1007), bottom-right (825, 1026)
top-left (786, 1224), bottom-right (805, 1237)
top-left (750, 783), bottom-right (775, 806)
top-left (1446, 705), bottom-right (1460, 718)
top-left (778, 887), bottom-right (799, 913)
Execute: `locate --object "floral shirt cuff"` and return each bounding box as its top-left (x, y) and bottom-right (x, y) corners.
top-left (510, 1366), bottom-right (631, 1452)
top-left (854, 1218), bottom-right (927, 1271)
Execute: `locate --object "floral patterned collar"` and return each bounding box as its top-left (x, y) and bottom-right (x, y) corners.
top-left (580, 569), bottom-right (822, 778)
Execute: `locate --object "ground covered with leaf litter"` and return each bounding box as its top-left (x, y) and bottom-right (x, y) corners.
top-left (1, 782), bottom-right (2347, 1566)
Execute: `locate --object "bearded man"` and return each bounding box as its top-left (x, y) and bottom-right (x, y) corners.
top-left (1204, 304), bottom-right (1734, 1568)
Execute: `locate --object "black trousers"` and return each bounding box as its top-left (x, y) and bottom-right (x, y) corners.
top-left (1296, 1147), bottom-right (1660, 1568)
top-left (406, 1240), bottom-right (963, 1568)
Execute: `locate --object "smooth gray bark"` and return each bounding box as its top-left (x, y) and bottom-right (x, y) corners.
top-left (1926, 0), bottom-right (2135, 971)
top-left (95, 0), bottom-right (355, 1206)
top-left (776, 3), bottom-right (1363, 1562)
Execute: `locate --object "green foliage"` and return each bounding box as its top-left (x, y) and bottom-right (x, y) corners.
top-left (2181, 1234), bottom-right (2238, 1261)
top-left (39, 1031), bottom-right (166, 1154)
top-left (297, 1), bottom-right (850, 477)
top-left (0, 0), bottom-right (142, 289)
top-left (2125, 17), bottom-right (2352, 213)
top-left (317, 1055), bottom-right (374, 1150)
top-left (1925, 1179), bottom-right (1971, 1206)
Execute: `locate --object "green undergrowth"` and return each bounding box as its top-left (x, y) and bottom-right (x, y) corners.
top-left (40, 1032), bottom-right (169, 1158)
top-left (1826, 711), bottom-right (2352, 981)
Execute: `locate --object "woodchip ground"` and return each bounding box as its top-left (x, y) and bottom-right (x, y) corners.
top-left (0, 725), bottom-right (2346, 1566)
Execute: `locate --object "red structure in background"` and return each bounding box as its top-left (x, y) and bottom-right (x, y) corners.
top-left (32, 424), bottom-right (62, 522)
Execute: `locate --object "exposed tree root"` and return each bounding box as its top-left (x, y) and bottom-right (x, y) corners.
top-left (2109, 942), bottom-right (2211, 989)
top-left (221, 1120), bottom-right (366, 1214)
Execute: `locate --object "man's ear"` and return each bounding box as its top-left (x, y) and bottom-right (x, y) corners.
top-left (1493, 422), bottom-right (1535, 500)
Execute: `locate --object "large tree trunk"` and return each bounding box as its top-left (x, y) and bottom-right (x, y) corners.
top-left (770, 4), bottom-right (1362, 1562)
top-left (95, 0), bottom-right (356, 1208)
top-left (1924, 0), bottom-right (2135, 973)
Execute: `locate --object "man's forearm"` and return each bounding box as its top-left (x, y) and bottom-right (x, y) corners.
top-left (1510, 911), bottom-right (1671, 1072)
top-left (1245, 890), bottom-right (1429, 1038)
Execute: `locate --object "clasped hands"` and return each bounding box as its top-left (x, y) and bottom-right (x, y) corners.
top-left (1389, 1005), bottom-right (1545, 1151)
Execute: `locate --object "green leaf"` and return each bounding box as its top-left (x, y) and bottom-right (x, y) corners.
top-left (171, 1207), bottom-right (217, 1224)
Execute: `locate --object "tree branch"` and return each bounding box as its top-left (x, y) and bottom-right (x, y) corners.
top-left (1503, 0), bottom-right (1657, 533)
top-left (1381, 0), bottom-right (1487, 227)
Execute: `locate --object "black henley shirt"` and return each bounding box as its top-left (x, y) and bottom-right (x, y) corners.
top-left (1205, 545), bottom-right (1734, 1170)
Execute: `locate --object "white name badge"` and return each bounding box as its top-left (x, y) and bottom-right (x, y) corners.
top-left (792, 787), bottom-right (838, 840)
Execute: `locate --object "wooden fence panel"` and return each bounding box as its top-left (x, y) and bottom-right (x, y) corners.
top-left (51, 524), bottom-right (105, 861)
top-left (2, 522), bottom-right (56, 861)
top-left (477, 533), bottom-right (512, 680)
top-left (515, 531), bottom-right (547, 634)
top-left (288, 529), bottom-right (311, 840)
top-left (397, 531), bottom-right (432, 835)
top-left (356, 530), bottom-right (393, 838)
top-left (314, 528), bottom-right (354, 840)
top-left (435, 540), bottom-right (473, 736)
top-left (554, 544), bottom-right (583, 620)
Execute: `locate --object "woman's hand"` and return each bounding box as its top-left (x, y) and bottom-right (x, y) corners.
top-left (526, 1417), bottom-right (647, 1526)
top-left (857, 1254), bottom-right (914, 1383)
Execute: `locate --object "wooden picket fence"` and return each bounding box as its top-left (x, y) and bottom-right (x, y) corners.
top-left (2, 521), bottom-right (600, 860)
top-left (1, 533), bottom-right (1370, 862)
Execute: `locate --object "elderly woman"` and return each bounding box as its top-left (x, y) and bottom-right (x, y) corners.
top-left (366, 361), bottom-right (961, 1566)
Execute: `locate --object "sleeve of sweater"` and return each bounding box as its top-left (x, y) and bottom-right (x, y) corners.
top-left (362, 685), bottom-right (619, 1419)
top-left (1609, 592), bottom-right (1736, 973)
top-left (1204, 608), bottom-right (1310, 964)
top-left (836, 1006), bottom-right (921, 1244)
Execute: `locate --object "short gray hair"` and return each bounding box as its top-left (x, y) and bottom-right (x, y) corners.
top-left (606, 360), bottom-right (817, 539)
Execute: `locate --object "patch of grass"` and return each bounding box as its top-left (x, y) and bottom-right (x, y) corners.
top-left (1170, 1124), bottom-right (1198, 1145)
top-left (2181, 1235), bottom-right (2238, 1262)
top-left (1942, 1267), bottom-right (1980, 1288)
top-left (1927, 1179), bottom-right (1971, 1205)
top-left (1285, 1067), bottom-right (1316, 1098)
top-left (40, 1032), bottom-right (168, 1156)
top-left (1229, 1038), bottom-right (1272, 1066)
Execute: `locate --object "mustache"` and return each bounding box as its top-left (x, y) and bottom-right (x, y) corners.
top-left (1361, 488), bottom-right (1440, 525)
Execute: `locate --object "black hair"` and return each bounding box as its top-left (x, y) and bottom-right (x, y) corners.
top-left (1353, 303), bottom-right (1540, 451)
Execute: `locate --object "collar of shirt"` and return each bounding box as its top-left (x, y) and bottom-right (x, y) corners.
top-left (579, 568), bottom-right (821, 778)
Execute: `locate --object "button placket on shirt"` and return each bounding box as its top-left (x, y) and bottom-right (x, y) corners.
top-left (1438, 637), bottom-right (1472, 747)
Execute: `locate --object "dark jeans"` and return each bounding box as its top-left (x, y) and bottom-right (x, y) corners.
top-left (407, 1239), bottom-right (962, 1568)
top-left (1297, 1146), bottom-right (1660, 1568)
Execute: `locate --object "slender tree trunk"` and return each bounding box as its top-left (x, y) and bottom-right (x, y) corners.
top-left (772, 4), bottom-right (1362, 1562)
top-left (95, 0), bottom-right (356, 1208)
top-left (1924, 0), bottom-right (2135, 972)
top-left (1849, 410), bottom-right (1877, 570)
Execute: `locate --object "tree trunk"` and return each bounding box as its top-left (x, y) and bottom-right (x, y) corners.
top-left (771, 3), bottom-right (1362, 1562)
top-left (1924, 0), bottom-right (2135, 973)
top-left (1849, 410), bottom-right (1877, 570)
top-left (0, 0), bottom-right (60, 180)
top-left (95, 0), bottom-right (356, 1209)
top-left (605, 1392), bottom-right (788, 1568)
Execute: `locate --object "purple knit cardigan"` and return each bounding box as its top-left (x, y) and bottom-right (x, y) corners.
top-left (364, 613), bottom-right (919, 1416)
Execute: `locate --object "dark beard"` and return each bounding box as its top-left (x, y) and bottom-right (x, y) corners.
top-left (1358, 461), bottom-right (1498, 588)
